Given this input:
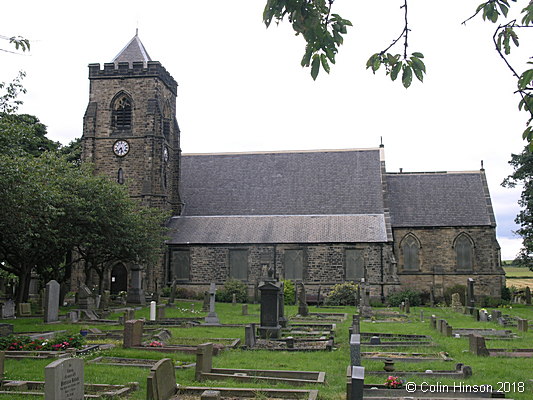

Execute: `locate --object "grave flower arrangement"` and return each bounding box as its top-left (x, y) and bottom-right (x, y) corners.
top-left (384, 376), bottom-right (404, 389)
top-left (148, 340), bottom-right (163, 347)
top-left (0, 334), bottom-right (85, 352)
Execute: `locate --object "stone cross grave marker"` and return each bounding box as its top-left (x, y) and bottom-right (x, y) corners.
top-left (123, 319), bottom-right (143, 349)
top-left (204, 283), bottom-right (220, 325)
top-left (1, 300), bottom-right (15, 319)
top-left (146, 358), bottom-right (177, 400)
top-left (44, 280), bottom-right (60, 323)
top-left (44, 357), bottom-right (84, 400)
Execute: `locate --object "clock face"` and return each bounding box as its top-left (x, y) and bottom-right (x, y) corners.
top-left (163, 146), bottom-right (169, 162)
top-left (113, 140), bottom-right (129, 157)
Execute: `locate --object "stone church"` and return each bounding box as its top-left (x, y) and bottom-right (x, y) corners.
top-left (80, 34), bottom-right (505, 302)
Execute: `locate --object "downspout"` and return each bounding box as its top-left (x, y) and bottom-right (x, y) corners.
top-left (380, 244), bottom-right (385, 303)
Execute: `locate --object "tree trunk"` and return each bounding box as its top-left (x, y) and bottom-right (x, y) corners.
top-left (14, 266), bottom-right (31, 303)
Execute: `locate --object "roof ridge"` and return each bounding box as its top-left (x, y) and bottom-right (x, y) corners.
top-left (182, 147), bottom-right (381, 156)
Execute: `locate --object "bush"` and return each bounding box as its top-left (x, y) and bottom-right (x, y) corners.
top-left (325, 282), bottom-right (358, 306)
top-left (387, 289), bottom-right (422, 307)
top-left (501, 286), bottom-right (512, 301)
top-left (216, 279), bottom-right (248, 303)
top-left (0, 333), bottom-right (85, 351)
top-left (443, 284), bottom-right (466, 306)
top-left (283, 280), bottom-right (295, 305)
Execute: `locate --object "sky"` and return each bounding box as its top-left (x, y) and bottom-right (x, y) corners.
top-left (1, 1), bottom-right (530, 260)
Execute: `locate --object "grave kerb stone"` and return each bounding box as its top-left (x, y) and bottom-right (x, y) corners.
top-left (44, 357), bottom-right (84, 400)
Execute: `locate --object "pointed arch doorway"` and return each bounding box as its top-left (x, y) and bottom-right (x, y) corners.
top-left (110, 263), bottom-right (128, 294)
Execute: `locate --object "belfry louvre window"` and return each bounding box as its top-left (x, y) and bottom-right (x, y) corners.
top-left (402, 235), bottom-right (420, 270)
top-left (229, 250), bottom-right (248, 280)
top-left (112, 96), bottom-right (132, 131)
top-left (456, 235), bottom-right (473, 271)
top-left (346, 249), bottom-right (364, 280)
top-left (284, 249), bottom-right (304, 280)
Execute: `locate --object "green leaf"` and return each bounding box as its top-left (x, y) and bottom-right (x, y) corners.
top-left (391, 62), bottom-right (402, 81)
top-left (411, 57), bottom-right (426, 73)
top-left (522, 126), bottom-right (532, 140)
top-left (412, 52), bottom-right (424, 58)
top-left (320, 54), bottom-right (330, 74)
top-left (518, 69), bottom-right (533, 90)
top-left (311, 54), bottom-right (320, 80)
top-left (402, 65), bottom-right (413, 88)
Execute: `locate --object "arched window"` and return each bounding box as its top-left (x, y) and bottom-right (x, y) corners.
top-left (455, 234), bottom-right (473, 271)
top-left (117, 168), bottom-right (124, 185)
top-left (112, 94), bottom-right (132, 131)
top-left (401, 234), bottom-right (420, 271)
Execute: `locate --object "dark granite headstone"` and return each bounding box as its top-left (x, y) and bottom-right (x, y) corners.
top-left (258, 281), bottom-right (281, 339)
top-left (350, 334), bottom-right (361, 366)
top-left (349, 366), bottom-right (365, 400)
top-left (44, 357), bottom-right (84, 400)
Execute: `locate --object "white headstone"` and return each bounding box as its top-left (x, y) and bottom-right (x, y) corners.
top-left (150, 301), bottom-right (156, 321)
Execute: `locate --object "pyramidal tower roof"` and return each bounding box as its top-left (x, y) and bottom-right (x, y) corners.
top-left (112, 30), bottom-right (152, 64)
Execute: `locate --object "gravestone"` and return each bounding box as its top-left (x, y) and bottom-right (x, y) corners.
top-left (44, 280), bottom-right (60, 323)
top-left (125, 308), bottom-right (135, 320)
top-left (469, 334), bottom-right (489, 356)
top-left (77, 284), bottom-right (95, 310)
top-left (44, 357), bottom-right (84, 400)
top-left (0, 324), bottom-right (13, 336)
top-left (479, 310), bottom-right (489, 322)
top-left (466, 278), bottom-right (475, 315)
top-left (156, 305), bottom-right (166, 320)
top-left (352, 313), bottom-right (360, 334)
top-left (369, 336), bottom-right (381, 345)
top-left (451, 292), bottom-right (462, 312)
top-left (68, 311), bottom-right (79, 323)
top-left (297, 282), bottom-right (309, 316)
top-left (195, 343), bottom-right (213, 381)
top-left (241, 304), bottom-right (248, 316)
top-left (420, 310), bottom-right (424, 322)
top-left (1, 300), bottom-right (15, 319)
top-left (99, 290), bottom-right (110, 310)
top-left (126, 266), bottom-right (146, 305)
top-left (517, 318), bottom-right (528, 332)
top-left (491, 309), bottom-right (502, 320)
top-left (350, 334), bottom-right (361, 367)
top-left (123, 319), bottom-right (143, 348)
top-left (150, 301), bottom-right (157, 321)
top-left (286, 336), bottom-right (295, 348)
top-left (359, 279), bottom-right (373, 318)
top-left (258, 281), bottom-right (281, 339)
top-left (526, 286), bottom-right (531, 305)
top-left (349, 366), bottom-right (365, 400)
top-left (167, 279), bottom-right (177, 306)
top-left (232, 293), bottom-right (236, 305)
top-left (17, 302), bottom-right (31, 317)
top-left (430, 315), bottom-right (437, 329)
top-left (202, 291), bottom-right (209, 312)
top-left (146, 358), bottom-right (177, 400)
top-left (278, 281), bottom-right (288, 328)
top-left (204, 283), bottom-right (220, 325)
top-left (0, 351), bottom-right (4, 378)
top-left (404, 298), bottom-right (410, 313)
top-left (245, 324), bottom-right (256, 348)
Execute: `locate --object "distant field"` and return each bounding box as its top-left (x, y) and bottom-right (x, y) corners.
top-left (504, 266), bottom-right (533, 277)
top-left (504, 266), bottom-right (533, 289)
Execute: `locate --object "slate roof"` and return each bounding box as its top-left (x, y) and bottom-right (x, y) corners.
top-left (180, 149), bottom-right (385, 216)
top-left (167, 214), bottom-right (389, 244)
top-left (386, 171), bottom-right (496, 227)
top-left (112, 33), bottom-right (151, 64)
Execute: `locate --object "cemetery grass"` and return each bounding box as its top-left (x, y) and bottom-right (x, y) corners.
top-left (1, 302), bottom-right (532, 399)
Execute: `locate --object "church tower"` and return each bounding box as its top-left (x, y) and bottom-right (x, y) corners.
top-left (82, 33), bottom-right (181, 214)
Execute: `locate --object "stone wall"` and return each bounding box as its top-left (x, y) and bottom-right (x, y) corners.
top-left (391, 226), bottom-right (504, 297)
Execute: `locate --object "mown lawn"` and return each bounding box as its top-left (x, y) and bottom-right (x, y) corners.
top-left (1, 301), bottom-right (533, 399)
